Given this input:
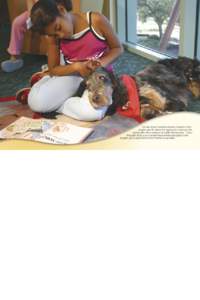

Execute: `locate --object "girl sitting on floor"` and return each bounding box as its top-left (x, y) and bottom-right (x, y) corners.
top-left (25, 0), bottom-right (123, 121)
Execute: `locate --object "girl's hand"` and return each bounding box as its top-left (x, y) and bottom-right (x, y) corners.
top-left (74, 62), bottom-right (92, 77)
top-left (86, 59), bottom-right (101, 72)
top-left (74, 60), bottom-right (101, 77)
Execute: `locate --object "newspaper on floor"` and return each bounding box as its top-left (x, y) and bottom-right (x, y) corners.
top-left (0, 117), bottom-right (94, 144)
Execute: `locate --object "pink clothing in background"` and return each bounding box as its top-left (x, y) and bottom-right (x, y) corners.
top-left (7, 11), bottom-right (29, 56)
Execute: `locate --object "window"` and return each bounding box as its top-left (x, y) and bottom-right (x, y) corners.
top-left (116, 0), bottom-right (198, 60)
top-left (136, 0), bottom-right (180, 57)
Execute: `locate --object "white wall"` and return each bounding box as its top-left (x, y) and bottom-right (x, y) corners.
top-left (196, 1), bottom-right (200, 59)
top-left (179, 0), bottom-right (197, 58)
top-left (80, 0), bottom-right (104, 12)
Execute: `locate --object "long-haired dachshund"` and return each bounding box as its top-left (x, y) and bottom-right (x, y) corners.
top-left (75, 67), bottom-right (128, 116)
top-left (76, 57), bottom-right (200, 120)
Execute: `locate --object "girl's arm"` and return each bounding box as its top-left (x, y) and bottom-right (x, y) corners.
top-left (47, 37), bottom-right (92, 77)
top-left (26, 0), bottom-right (38, 13)
top-left (92, 13), bottom-right (124, 67)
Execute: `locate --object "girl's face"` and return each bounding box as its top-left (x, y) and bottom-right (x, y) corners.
top-left (45, 15), bottom-right (73, 39)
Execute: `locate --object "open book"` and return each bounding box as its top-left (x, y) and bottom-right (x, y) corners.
top-left (0, 117), bottom-right (94, 145)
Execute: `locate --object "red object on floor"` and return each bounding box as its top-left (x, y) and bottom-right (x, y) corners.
top-left (0, 96), bottom-right (16, 102)
top-left (117, 75), bottom-right (144, 123)
top-left (33, 112), bottom-right (43, 119)
top-left (30, 71), bottom-right (45, 87)
top-left (16, 87), bottom-right (31, 105)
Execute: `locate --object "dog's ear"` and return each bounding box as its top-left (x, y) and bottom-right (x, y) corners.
top-left (114, 78), bottom-right (128, 107)
top-left (74, 80), bottom-right (87, 97)
top-left (106, 74), bottom-right (128, 116)
top-left (106, 101), bottom-right (118, 116)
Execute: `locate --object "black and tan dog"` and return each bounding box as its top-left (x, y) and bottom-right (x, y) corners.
top-left (75, 67), bottom-right (127, 116)
top-left (136, 57), bottom-right (200, 119)
top-left (77, 57), bottom-right (200, 120)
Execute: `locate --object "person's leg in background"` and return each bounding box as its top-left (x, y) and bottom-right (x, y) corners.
top-left (1, 11), bottom-right (29, 72)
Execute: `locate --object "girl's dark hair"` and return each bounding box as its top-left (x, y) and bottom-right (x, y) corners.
top-left (31, 0), bottom-right (72, 34)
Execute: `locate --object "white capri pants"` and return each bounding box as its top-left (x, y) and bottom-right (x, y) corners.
top-left (28, 75), bottom-right (108, 122)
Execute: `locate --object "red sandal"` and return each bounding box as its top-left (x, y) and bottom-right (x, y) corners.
top-left (30, 71), bottom-right (49, 87)
top-left (16, 87), bottom-right (31, 105)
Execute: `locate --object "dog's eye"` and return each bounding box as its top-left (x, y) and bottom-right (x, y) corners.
top-left (99, 75), bottom-right (107, 81)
